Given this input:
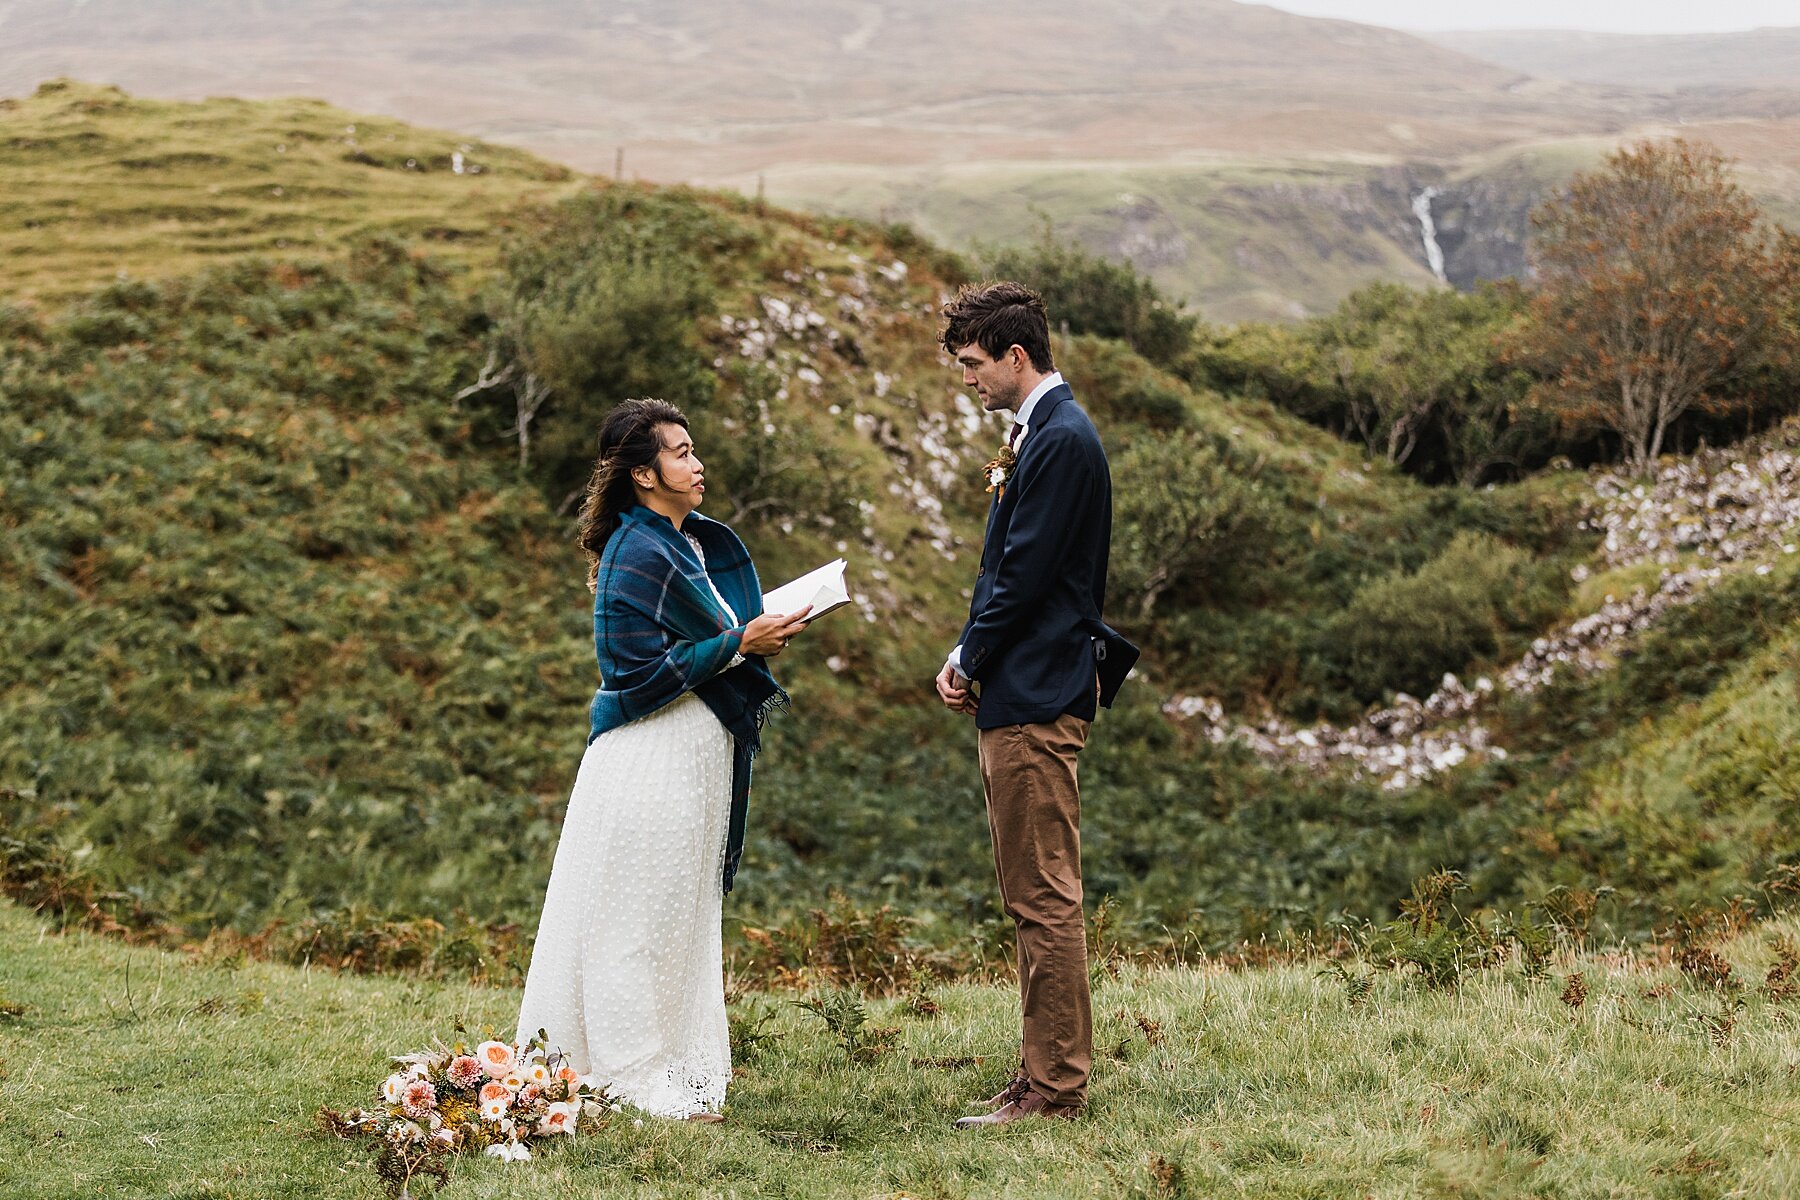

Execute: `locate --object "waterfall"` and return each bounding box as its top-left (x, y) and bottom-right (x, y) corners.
top-left (1411, 186), bottom-right (1447, 283)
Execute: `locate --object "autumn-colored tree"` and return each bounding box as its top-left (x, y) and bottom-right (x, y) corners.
top-left (1523, 139), bottom-right (1796, 472)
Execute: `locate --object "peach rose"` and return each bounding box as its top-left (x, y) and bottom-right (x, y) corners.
top-left (477, 1082), bottom-right (509, 1120)
top-left (475, 1040), bottom-right (515, 1079)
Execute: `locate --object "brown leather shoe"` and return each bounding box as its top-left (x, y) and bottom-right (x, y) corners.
top-left (966, 1074), bottom-right (1030, 1112)
top-left (952, 1088), bottom-right (1080, 1129)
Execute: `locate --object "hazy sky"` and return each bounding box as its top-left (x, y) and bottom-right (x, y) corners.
top-left (1262, 0), bottom-right (1800, 33)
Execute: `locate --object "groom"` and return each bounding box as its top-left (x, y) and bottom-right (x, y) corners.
top-left (933, 281), bottom-right (1133, 1128)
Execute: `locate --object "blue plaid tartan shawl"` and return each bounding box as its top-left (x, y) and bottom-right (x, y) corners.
top-left (588, 505), bottom-right (787, 893)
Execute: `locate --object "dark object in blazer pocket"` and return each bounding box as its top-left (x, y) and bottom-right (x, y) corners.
top-left (1093, 623), bottom-right (1140, 708)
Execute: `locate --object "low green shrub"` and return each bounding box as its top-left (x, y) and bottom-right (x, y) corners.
top-left (1317, 530), bottom-right (1561, 702)
top-left (1109, 430), bottom-right (1282, 621)
top-left (983, 231), bottom-right (1197, 369)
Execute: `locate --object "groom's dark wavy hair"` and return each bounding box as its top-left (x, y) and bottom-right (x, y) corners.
top-left (576, 398), bottom-right (691, 591)
top-left (938, 280), bottom-right (1055, 373)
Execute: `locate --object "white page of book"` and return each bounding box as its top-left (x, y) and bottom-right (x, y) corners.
top-left (762, 558), bottom-right (850, 621)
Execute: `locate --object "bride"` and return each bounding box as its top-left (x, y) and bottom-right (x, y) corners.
top-left (515, 398), bottom-right (810, 1120)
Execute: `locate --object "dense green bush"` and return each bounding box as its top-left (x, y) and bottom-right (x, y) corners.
top-left (471, 185), bottom-right (737, 501)
top-left (983, 230), bottom-right (1197, 369)
top-left (1109, 430), bottom-right (1281, 621)
top-left (1317, 530), bottom-right (1560, 702)
top-left (1190, 283), bottom-right (1555, 486)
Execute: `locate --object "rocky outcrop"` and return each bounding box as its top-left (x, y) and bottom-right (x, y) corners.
top-left (1165, 431), bottom-right (1800, 788)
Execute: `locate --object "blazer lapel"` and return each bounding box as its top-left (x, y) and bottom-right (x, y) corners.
top-left (1018, 383), bottom-right (1073, 450)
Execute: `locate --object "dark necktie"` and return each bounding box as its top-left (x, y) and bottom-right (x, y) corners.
top-left (1007, 422), bottom-right (1023, 449)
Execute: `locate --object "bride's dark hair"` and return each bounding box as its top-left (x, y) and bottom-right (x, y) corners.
top-left (575, 398), bottom-right (691, 591)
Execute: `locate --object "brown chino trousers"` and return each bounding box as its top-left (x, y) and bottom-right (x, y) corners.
top-left (977, 711), bottom-right (1093, 1109)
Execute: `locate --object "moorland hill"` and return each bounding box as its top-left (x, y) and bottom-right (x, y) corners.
top-left (6, 1), bottom-right (1799, 318)
top-left (1428, 25), bottom-right (1800, 92)
top-left (2, 85), bottom-right (1798, 974)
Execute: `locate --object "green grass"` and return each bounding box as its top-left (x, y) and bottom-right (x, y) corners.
top-left (2, 123), bottom-right (1497, 947)
top-left (0, 79), bottom-right (582, 305)
top-left (4, 899), bottom-right (1799, 1198)
top-left (4, 79), bottom-right (1799, 974)
top-left (1493, 555), bottom-right (1800, 913)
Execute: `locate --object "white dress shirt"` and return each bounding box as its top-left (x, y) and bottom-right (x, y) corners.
top-left (947, 371), bottom-right (1066, 680)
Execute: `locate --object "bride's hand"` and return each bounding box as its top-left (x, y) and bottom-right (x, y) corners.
top-left (740, 607), bottom-right (812, 657)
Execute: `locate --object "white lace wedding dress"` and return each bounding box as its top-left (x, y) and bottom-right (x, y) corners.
top-left (514, 689), bottom-right (735, 1118)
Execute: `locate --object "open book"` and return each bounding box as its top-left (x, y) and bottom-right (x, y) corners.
top-left (762, 558), bottom-right (851, 622)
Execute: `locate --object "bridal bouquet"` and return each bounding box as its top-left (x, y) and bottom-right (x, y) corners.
top-left (320, 1031), bottom-right (614, 1197)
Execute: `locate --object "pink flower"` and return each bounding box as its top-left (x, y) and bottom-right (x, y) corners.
top-left (518, 1083), bottom-right (542, 1106)
top-left (538, 1101), bottom-right (578, 1136)
top-left (447, 1055), bottom-right (484, 1090)
top-left (401, 1078), bottom-right (437, 1121)
top-left (475, 1040), bottom-right (515, 1079)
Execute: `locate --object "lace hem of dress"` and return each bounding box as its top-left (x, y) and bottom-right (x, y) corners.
top-left (610, 1056), bottom-right (732, 1119)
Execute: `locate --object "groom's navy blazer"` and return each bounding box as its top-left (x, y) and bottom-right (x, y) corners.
top-left (960, 382), bottom-right (1114, 730)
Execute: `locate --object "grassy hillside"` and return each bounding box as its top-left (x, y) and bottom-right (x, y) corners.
top-left (0, 214), bottom-right (1458, 943)
top-left (5, 898), bottom-right (1800, 1199)
top-left (4, 85), bottom-right (1535, 946)
top-left (1477, 542), bottom-right (1800, 917)
top-left (0, 80), bottom-right (580, 305)
top-left (5, 85), bottom-right (1800, 976)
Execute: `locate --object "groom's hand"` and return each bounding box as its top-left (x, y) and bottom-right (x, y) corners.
top-left (934, 662), bottom-right (979, 717)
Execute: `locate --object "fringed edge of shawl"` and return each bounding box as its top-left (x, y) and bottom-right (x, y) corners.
top-left (738, 684), bottom-right (791, 758)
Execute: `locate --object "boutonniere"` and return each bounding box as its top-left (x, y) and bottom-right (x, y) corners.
top-left (983, 444), bottom-right (1017, 496)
